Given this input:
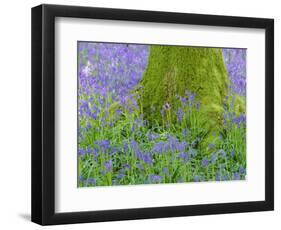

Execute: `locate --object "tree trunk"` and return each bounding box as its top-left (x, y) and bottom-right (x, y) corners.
top-left (140, 45), bottom-right (228, 143)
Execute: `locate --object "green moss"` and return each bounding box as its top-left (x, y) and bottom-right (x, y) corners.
top-left (233, 95), bottom-right (246, 115)
top-left (140, 45), bottom-right (229, 141)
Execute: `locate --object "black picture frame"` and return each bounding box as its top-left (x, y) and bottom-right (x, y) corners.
top-left (31, 4), bottom-right (274, 225)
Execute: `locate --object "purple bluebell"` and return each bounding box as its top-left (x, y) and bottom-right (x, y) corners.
top-left (104, 160), bottom-right (113, 172)
top-left (162, 167), bottom-right (170, 176)
top-left (147, 133), bottom-right (159, 141)
top-left (78, 148), bottom-right (86, 156)
top-left (201, 158), bottom-right (209, 167)
top-left (208, 143), bottom-right (215, 150)
top-left (123, 142), bottom-right (129, 153)
top-left (188, 94), bottom-right (195, 103)
top-left (149, 174), bottom-right (162, 183)
top-left (142, 153), bottom-right (153, 165)
top-left (86, 178), bottom-right (97, 185)
top-left (239, 166), bottom-right (246, 174)
top-left (194, 175), bottom-right (200, 182)
top-left (222, 48), bottom-right (246, 96)
top-left (219, 149), bottom-right (226, 158)
top-left (176, 108), bottom-right (184, 122)
top-left (233, 172), bottom-right (241, 180)
top-left (178, 152), bottom-right (189, 163)
top-left (117, 173), bottom-right (125, 180)
top-left (211, 152), bottom-right (217, 164)
top-left (123, 164), bottom-right (131, 170)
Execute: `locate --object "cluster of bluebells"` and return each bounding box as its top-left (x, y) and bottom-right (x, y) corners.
top-left (78, 43), bottom-right (246, 187)
top-left (222, 48), bottom-right (246, 96)
top-left (78, 42), bottom-right (149, 125)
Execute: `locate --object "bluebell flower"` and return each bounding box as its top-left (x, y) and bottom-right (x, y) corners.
top-left (79, 175), bottom-right (85, 182)
top-left (95, 140), bottom-right (110, 152)
top-left (211, 152), bottom-right (217, 164)
top-left (188, 93), bottom-right (195, 104)
top-left (239, 166), bottom-right (245, 174)
top-left (78, 148), bottom-right (86, 156)
top-left (179, 96), bottom-right (187, 105)
top-left (149, 174), bottom-right (162, 183)
top-left (117, 173), bottom-right (125, 180)
top-left (123, 164), bottom-right (131, 170)
top-left (123, 142), bottom-right (129, 153)
top-left (104, 160), bottom-right (113, 172)
top-left (208, 143), bottom-right (215, 150)
top-left (142, 153), bottom-right (153, 165)
top-left (222, 175), bottom-right (228, 181)
top-left (152, 141), bottom-right (167, 154)
top-left (201, 158), bottom-right (209, 167)
top-left (233, 172), bottom-right (241, 180)
top-left (86, 178), bottom-right (97, 185)
top-left (162, 167), bottom-right (170, 176)
top-left (233, 114), bottom-right (246, 128)
top-left (147, 133), bottom-right (159, 141)
top-left (182, 129), bottom-right (189, 137)
top-left (178, 152), bottom-right (189, 163)
top-left (194, 175), bottom-right (200, 182)
top-left (177, 108), bottom-right (184, 122)
top-left (219, 149), bottom-right (226, 158)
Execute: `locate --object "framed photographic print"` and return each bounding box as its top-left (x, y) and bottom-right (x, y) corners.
top-left (31, 4), bottom-right (274, 225)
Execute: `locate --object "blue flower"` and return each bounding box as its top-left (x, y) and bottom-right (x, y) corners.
top-left (95, 140), bottom-right (110, 153)
top-left (239, 166), bottom-right (245, 174)
top-left (123, 142), bottom-right (129, 153)
top-left (178, 152), bottom-right (189, 163)
top-left (104, 160), bottom-right (113, 172)
top-left (219, 149), bottom-right (226, 158)
top-left (149, 174), bottom-right (162, 183)
top-left (194, 175), bottom-right (200, 182)
top-left (78, 148), bottom-right (86, 156)
top-left (152, 141), bottom-right (167, 154)
top-left (110, 147), bottom-right (120, 155)
top-left (201, 158), bottom-right (209, 167)
top-left (123, 164), bottom-right (131, 170)
top-left (188, 93), bottom-right (195, 104)
top-left (86, 178), bottom-right (97, 185)
top-left (162, 167), bottom-right (170, 176)
top-left (117, 173), bottom-right (125, 180)
top-left (179, 96), bottom-right (187, 105)
top-left (176, 108), bottom-right (184, 122)
top-left (233, 172), bottom-right (241, 180)
top-left (146, 133), bottom-right (159, 141)
top-left (208, 143), bottom-right (215, 150)
top-left (182, 129), bottom-right (189, 137)
top-left (211, 153), bottom-right (217, 164)
top-left (79, 175), bottom-right (85, 182)
top-left (142, 153), bottom-right (153, 165)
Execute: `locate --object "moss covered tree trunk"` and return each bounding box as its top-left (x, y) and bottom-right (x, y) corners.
top-left (140, 45), bottom-right (228, 143)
